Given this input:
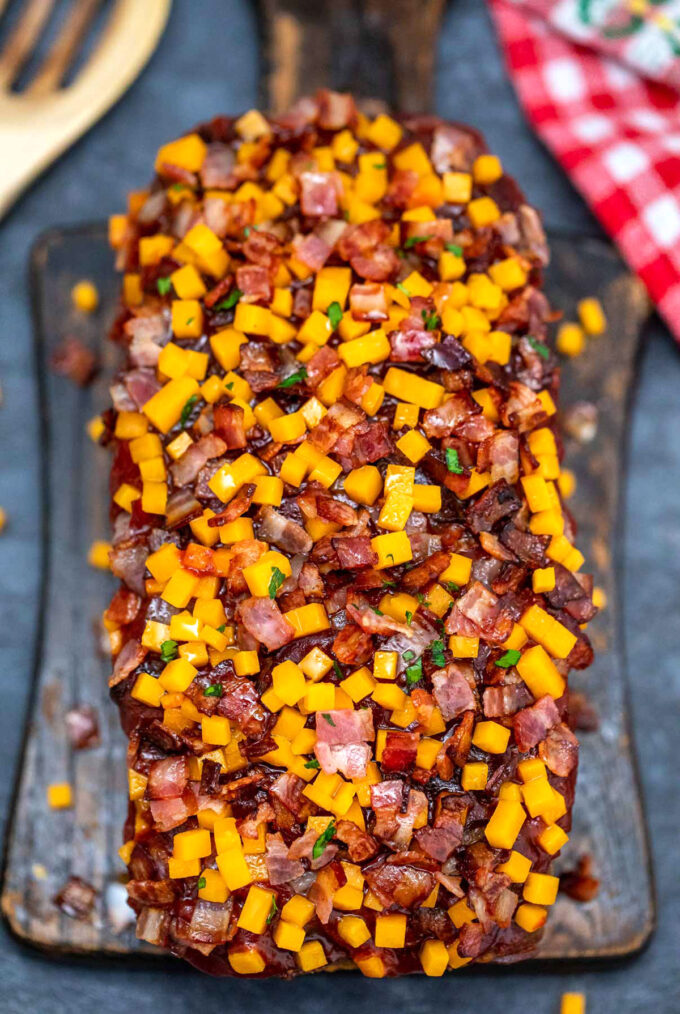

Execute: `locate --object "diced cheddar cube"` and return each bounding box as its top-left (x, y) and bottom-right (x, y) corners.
top-left (131, 673), bottom-right (164, 707)
top-left (383, 367), bottom-right (444, 409)
top-left (468, 196), bottom-right (500, 227)
top-left (284, 603), bottom-right (330, 637)
top-left (371, 531), bottom-right (413, 569)
top-left (498, 850), bottom-right (532, 883)
top-left (440, 552), bottom-right (472, 587)
top-left (520, 605), bottom-right (577, 659)
top-left (338, 916), bottom-right (371, 949)
top-left (297, 939), bottom-right (327, 972)
top-left (237, 885), bottom-right (277, 934)
top-left (374, 913), bottom-right (406, 948)
top-left (272, 660), bottom-right (306, 706)
top-left (537, 823), bottom-right (569, 855)
top-left (216, 848), bottom-right (252, 891)
top-left (173, 828), bottom-right (211, 861)
top-left (274, 920), bottom-right (306, 952)
top-left (523, 872), bottom-right (559, 906)
top-left (442, 171), bottom-right (472, 203)
top-left (47, 783), bottom-right (72, 809)
top-left (396, 429), bottom-right (431, 463)
top-left (461, 762), bottom-right (488, 791)
top-left (228, 947), bottom-right (266, 975)
top-left (515, 903), bottom-right (547, 933)
top-left (485, 798), bottom-right (525, 849)
top-left (202, 715), bottom-right (231, 746)
top-left (472, 721), bottom-right (510, 754)
top-left (198, 868), bottom-right (228, 904)
top-left (578, 297), bottom-right (606, 335)
top-left (155, 133), bottom-right (206, 173)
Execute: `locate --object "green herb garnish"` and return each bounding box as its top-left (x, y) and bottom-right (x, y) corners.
top-left (405, 658), bottom-right (423, 685)
top-left (403, 649), bottom-right (415, 662)
top-left (197, 876), bottom-right (206, 890)
top-left (405, 610), bottom-right (413, 626)
top-left (322, 713), bottom-right (336, 727)
top-left (266, 897), bottom-right (278, 924)
top-left (430, 638), bottom-right (446, 668)
top-left (396, 282), bottom-right (411, 297)
top-left (373, 161), bottom-right (387, 169)
top-left (371, 607), bottom-right (384, 617)
top-left (304, 758), bottom-right (321, 770)
top-left (215, 288), bottom-right (243, 312)
top-left (333, 661), bottom-right (343, 680)
top-left (328, 301), bottom-right (343, 329)
top-left (312, 821), bottom-right (336, 860)
top-left (268, 566), bottom-right (286, 599)
top-left (217, 624), bottom-right (226, 632)
top-left (446, 447), bottom-right (463, 474)
top-left (495, 649), bottom-right (521, 669)
top-left (180, 394), bottom-right (198, 428)
top-left (403, 235), bottom-right (428, 249)
top-left (444, 581), bottom-right (460, 595)
top-left (528, 336), bottom-right (550, 360)
top-left (277, 367), bottom-right (308, 388)
top-left (157, 276), bottom-right (172, 295)
top-left (445, 243), bottom-right (463, 257)
top-left (421, 309), bottom-right (441, 331)
top-left (204, 683), bottom-right (223, 698)
top-left (382, 579), bottom-right (396, 589)
top-left (160, 639), bottom-right (178, 662)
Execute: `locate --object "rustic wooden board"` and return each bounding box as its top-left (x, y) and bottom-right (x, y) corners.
top-left (0, 223), bottom-right (654, 962)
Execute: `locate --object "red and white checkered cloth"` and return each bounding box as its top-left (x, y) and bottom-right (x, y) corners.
top-left (489, 0), bottom-right (680, 338)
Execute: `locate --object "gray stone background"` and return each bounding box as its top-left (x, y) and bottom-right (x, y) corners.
top-left (0, 1), bottom-right (677, 1011)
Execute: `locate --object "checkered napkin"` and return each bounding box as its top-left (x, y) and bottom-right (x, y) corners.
top-left (488, 0), bottom-right (680, 338)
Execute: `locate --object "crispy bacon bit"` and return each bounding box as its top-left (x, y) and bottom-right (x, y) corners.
top-left (236, 264), bottom-right (272, 304)
top-left (381, 731), bottom-right (419, 773)
top-left (349, 282), bottom-right (388, 321)
top-left (237, 597), bottom-right (294, 651)
top-left (333, 536), bottom-right (378, 569)
top-left (257, 505), bottom-right (312, 555)
top-left (332, 624), bottom-right (373, 665)
top-left (337, 220), bottom-right (399, 281)
top-left (483, 683), bottom-right (532, 718)
top-left (306, 345), bottom-right (340, 388)
top-left (539, 722), bottom-right (579, 776)
top-left (559, 855), bottom-right (600, 901)
top-left (401, 550), bottom-right (450, 591)
top-left (513, 695), bottom-right (561, 752)
top-left (265, 833), bottom-right (304, 885)
top-left (299, 172), bottom-right (338, 217)
top-left (317, 89), bottom-right (356, 129)
top-left (51, 337), bottom-right (98, 386)
top-left (65, 705), bottom-right (100, 750)
top-left (54, 876), bottom-right (97, 920)
top-left (292, 233), bottom-right (330, 272)
top-left (363, 859), bottom-right (436, 909)
top-left (416, 794), bottom-right (468, 861)
top-left (310, 862), bottom-right (345, 924)
top-left (110, 637), bottom-right (146, 687)
top-left (346, 602), bottom-right (413, 638)
top-left (314, 708), bottom-right (374, 779)
top-left (432, 664), bottom-right (475, 720)
top-left (371, 781), bottom-right (428, 851)
top-left (334, 820), bottom-right (379, 862)
top-left (171, 433), bottom-right (227, 486)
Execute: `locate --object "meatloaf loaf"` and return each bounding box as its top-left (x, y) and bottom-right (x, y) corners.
top-left (103, 89), bottom-right (595, 977)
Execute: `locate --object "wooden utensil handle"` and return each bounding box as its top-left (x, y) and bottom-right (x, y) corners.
top-left (258, 0), bottom-right (445, 113)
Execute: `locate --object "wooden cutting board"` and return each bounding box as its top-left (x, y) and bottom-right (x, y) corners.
top-left (1, 0), bottom-right (656, 965)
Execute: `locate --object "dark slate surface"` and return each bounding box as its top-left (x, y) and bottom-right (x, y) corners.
top-left (0, 1), bottom-right (677, 1011)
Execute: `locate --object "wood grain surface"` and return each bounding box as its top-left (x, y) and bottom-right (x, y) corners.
top-left (259, 0), bottom-right (445, 113)
top-left (0, 224), bottom-right (654, 962)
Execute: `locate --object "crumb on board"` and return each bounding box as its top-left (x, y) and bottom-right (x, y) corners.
top-left (46, 783), bottom-right (72, 810)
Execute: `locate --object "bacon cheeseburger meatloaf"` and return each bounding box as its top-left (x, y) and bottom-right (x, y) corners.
top-left (104, 90), bottom-right (595, 978)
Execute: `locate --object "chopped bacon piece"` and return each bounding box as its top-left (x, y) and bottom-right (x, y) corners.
top-left (269, 772), bottom-right (309, 820)
top-left (299, 172), bottom-right (338, 217)
top-left (446, 581), bottom-right (513, 643)
top-left (310, 862), bottom-right (345, 924)
top-left (346, 602), bottom-right (413, 638)
top-left (65, 705), bottom-right (100, 750)
top-left (539, 722), bottom-right (579, 776)
top-left (54, 876), bottom-right (98, 920)
top-left (416, 794), bottom-right (468, 861)
top-left (422, 391), bottom-right (479, 439)
top-left (51, 337), bottom-right (98, 386)
top-left (333, 536), bottom-right (378, 570)
top-left (334, 820), bottom-right (379, 862)
top-left (513, 695), bottom-right (561, 752)
top-left (105, 586), bottom-right (142, 627)
top-left (483, 683), bottom-right (532, 717)
top-left (200, 143), bottom-right (236, 188)
top-left (257, 505), bottom-right (312, 554)
top-left (363, 859), bottom-right (436, 910)
top-left (235, 264), bottom-right (272, 303)
top-left (110, 638), bottom-right (146, 687)
top-left (148, 757), bottom-right (189, 799)
top-left (381, 731), bottom-right (419, 773)
top-left (292, 233), bottom-right (331, 272)
top-left (171, 433), bottom-right (228, 486)
top-left (217, 676), bottom-right (266, 735)
top-left (237, 597), bottom-right (295, 651)
top-left (332, 624), bottom-right (373, 666)
top-left (308, 401), bottom-right (364, 453)
top-left (431, 664), bottom-right (475, 720)
top-left (370, 781), bottom-right (428, 851)
top-left (337, 220), bottom-right (399, 281)
top-left (317, 89), bottom-right (356, 129)
top-left (243, 229), bottom-right (281, 269)
top-left (306, 345), bottom-right (340, 388)
top-left (349, 282), bottom-right (388, 321)
top-left (265, 833), bottom-right (304, 885)
top-left (401, 550), bottom-right (450, 591)
top-left (314, 708), bottom-right (374, 779)
top-left (389, 327), bottom-right (437, 363)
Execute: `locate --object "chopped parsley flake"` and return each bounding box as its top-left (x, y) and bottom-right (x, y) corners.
top-left (371, 607), bottom-right (384, 617)
top-left (322, 713), bottom-right (336, 727)
top-left (180, 395), bottom-right (198, 428)
top-left (421, 309), bottom-right (441, 331)
top-left (405, 658), bottom-right (423, 685)
top-left (215, 288), bottom-right (243, 312)
top-left (403, 649), bottom-right (415, 662)
top-left (396, 282), bottom-right (411, 297)
top-left (268, 566), bottom-right (286, 599)
top-left (495, 649), bottom-right (521, 668)
top-left (445, 243), bottom-right (463, 257)
top-left (333, 661), bottom-right (343, 680)
top-left (328, 301), bottom-right (343, 329)
top-left (430, 638), bottom-right (446, 668)
top-left (160, 639), bottom-right (178, 662)
top-left (217, 624), bottom-right (226, 632)
top-left (382, 579), bottom-right (396, 589)
top-left (312, 822), bottom-right (336, 860)
top-left (266, 897), bottom-right (278, 924)
top-left (197, 876), bottom-right (206, 890)
top-left (403, 235), bottom-right (428, 249)
top-left (304, 758), bottom-right (320, 770)
top-left (446, 447), bottom-right (463, 474)
top-left (225, 381), bottom-right (234, 390)
top-left (204, 683), bottom-right (223, 698)
top-left (156, 276), bottom-right (172, 295)
top-left (277, 367), bottom-right (307, 388)
top-left (444, 581), bottom-right (459, 595)
top-left (373, 161), bottom-right (387, 169)
top-left (528, 336), bottom-right (550, 360)
top-left (405, 610), bottom-right (413, 626)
